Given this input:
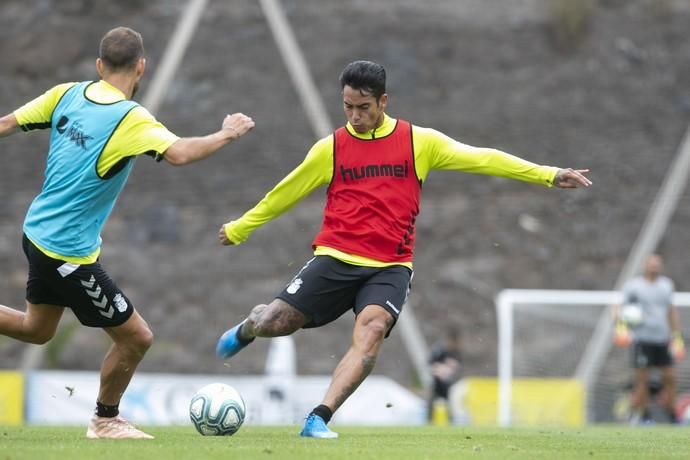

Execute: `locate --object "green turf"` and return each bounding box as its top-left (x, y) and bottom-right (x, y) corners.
top-left (2, 425), bottom-right (689, 460)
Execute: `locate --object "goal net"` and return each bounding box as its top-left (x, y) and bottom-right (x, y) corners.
top-left (496, 289), bottom-right (690, 425)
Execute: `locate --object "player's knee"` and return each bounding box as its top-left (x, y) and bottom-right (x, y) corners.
top-left (252, 303), bottom-right (300, 336)
top-left (27, 328), bottom-right (55, 345)
top-left (138, 327), bottom-right (154, 350)
top-left (250, 316), bottom-right (266, 335)
top-left (248, 304), bottom-right (269, 334)
top-left (21, 316), bottom-right (58, 344)
top-left (363, 318), bottom-right (388, 341)
top-left (357, 320), bottom-right (388, 357)
top-left (253, 314), bottom-right (284, 336)
top-left (129, 327), bottom-right (154, 357)
top-left (248, 303), bottom-right (266, 321)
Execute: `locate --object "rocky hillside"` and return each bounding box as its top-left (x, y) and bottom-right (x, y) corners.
top-left (1, 0), bottom-right (689, 393)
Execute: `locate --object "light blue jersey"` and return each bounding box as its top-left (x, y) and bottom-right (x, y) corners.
top-left (23, 81), bottom-right (139, 257)
top-left (622, 275), bottom-right (674, 343)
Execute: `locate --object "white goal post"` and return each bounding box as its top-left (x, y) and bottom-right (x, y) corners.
top-left (496, 289), bottom-right (690, 426)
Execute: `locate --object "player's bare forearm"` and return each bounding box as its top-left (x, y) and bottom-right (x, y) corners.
top-left (553, 168), bottom-right (592, 189)
top-left (0, 113), bottom-right (20, 138)
top-left (164, 112), bottom-right (254, 165)
top-left (165, 133), bottom-right (229, 165)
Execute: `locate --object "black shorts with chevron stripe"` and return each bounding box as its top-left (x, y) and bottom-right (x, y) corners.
top-left (22, 234), bottom-right (134, 327)
top-left (276, 255), bottom-right (413, 336)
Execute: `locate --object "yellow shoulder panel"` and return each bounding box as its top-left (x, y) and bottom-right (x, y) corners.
top-left (97, 106), bottom-right (179, 177)
top-left (14, 82), bottom-right (77, 131)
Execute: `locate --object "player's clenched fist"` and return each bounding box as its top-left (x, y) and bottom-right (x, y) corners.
top-left (223, 113), bottom-right (254, 140)
top-left (219, 223), bottom-right (235, 246)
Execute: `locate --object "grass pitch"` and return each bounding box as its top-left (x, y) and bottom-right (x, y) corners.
top-left (2, 425), bottom-right (689, 460)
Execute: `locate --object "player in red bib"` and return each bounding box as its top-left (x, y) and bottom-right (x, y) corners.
top-left (216, 60), bottom-right (591, 438)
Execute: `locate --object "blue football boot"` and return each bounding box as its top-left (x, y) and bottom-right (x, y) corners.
top-left (299, 414), bottom-right (338, 439)
top-left (216, 320), bottom-right (255, 359)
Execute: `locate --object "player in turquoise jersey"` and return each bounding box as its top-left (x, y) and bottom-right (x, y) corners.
top-left (0, 27), bottom-right (254, 439)
top-left (215, 60), bottom-right (592, 438)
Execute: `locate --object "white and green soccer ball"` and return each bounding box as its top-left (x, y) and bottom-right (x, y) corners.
top-left (620, 303), bottom-right (644, 328)
top-left (189, 383), bottom-right (246, 436)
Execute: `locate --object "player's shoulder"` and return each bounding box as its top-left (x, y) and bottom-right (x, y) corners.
top-left (15, 82), bottom-right (80, 122)
top-left (633, 275), bottom-right (648, 285)
top-left (316, 132), bottom-right (335, 145)
top-left (409, 124), bottom-right (456, 159)
top-left (308, 133), bottom-right (334, 155)
top-left (122, 105), bottom-right (157, 124)
top-left (43, 81), bottom-right (79, 99)
top-left (54, 81), bottom-right (80, 92)
top-left (409, 122), bottom-right (437, 133)
top-left (659, 275), bottom-right (675, 288)
top-left (410, 124), bottom-right (451, 142)
top-left (622, 277), bottom-right (642, 290)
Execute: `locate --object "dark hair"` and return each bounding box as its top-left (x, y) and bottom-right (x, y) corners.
top-left (99, 27), bottom-right (144, 71)
top-left (339, 60), bottom-right (386, 100)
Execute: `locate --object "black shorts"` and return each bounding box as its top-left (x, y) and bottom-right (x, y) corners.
top-left (276, 255), bottom-right (413, 335)
top-left (22, 234), bottom-right (134, 328)
top-left (632, 341), bottom-right (673, 369)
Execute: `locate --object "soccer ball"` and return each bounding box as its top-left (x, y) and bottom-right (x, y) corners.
top-left (189, 383), bottom-right (246, 436)
top-left (621, 304), bottom-right (644, 328)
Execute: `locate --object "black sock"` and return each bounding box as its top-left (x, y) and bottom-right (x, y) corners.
top-left (96, 401), bottom-right (119, 418)
top-left (236, 321), bottom-right (255, 345)
top-left (311, 404), bottom-right (333, 424)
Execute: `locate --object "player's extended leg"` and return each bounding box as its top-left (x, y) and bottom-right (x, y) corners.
top-left (216, 298), bottom-right (308, 359)
top-left (630, 367), bottom-right (650, 424)
top-left (0, 301), bottom-right (64, 344)
top-left (322, 305), bottom-right (393, 411)
top-left (300, 304), bottom-right (393, 439)
top-left (86, 310), bottom-right (154, 440)
top-left (660, 365), bottom-right (678, 423)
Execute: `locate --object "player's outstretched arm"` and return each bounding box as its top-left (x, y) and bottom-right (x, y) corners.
top-left (218, 137), bottom-right (333, 247)
top-left (552, 168), bottom-right (592, 189)
top-left (164, 112), bottom-right (254, 166)
top-left (0, 113), bottom-right (20, 138)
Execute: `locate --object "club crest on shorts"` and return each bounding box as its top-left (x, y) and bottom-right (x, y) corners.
top-left (113, 293), bottom-right (128, 312)
top-left (286, 278), bottom-right (303, 294)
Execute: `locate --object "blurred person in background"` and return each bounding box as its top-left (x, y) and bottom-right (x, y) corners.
top-left (215, 60), bottom-right (591, 438)
top-left (0, 26), bottom-right (254, 439)
top-left (427, 326), bottom-right (462, 424)
top-left (613, 254), bottom-right (685, 424)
